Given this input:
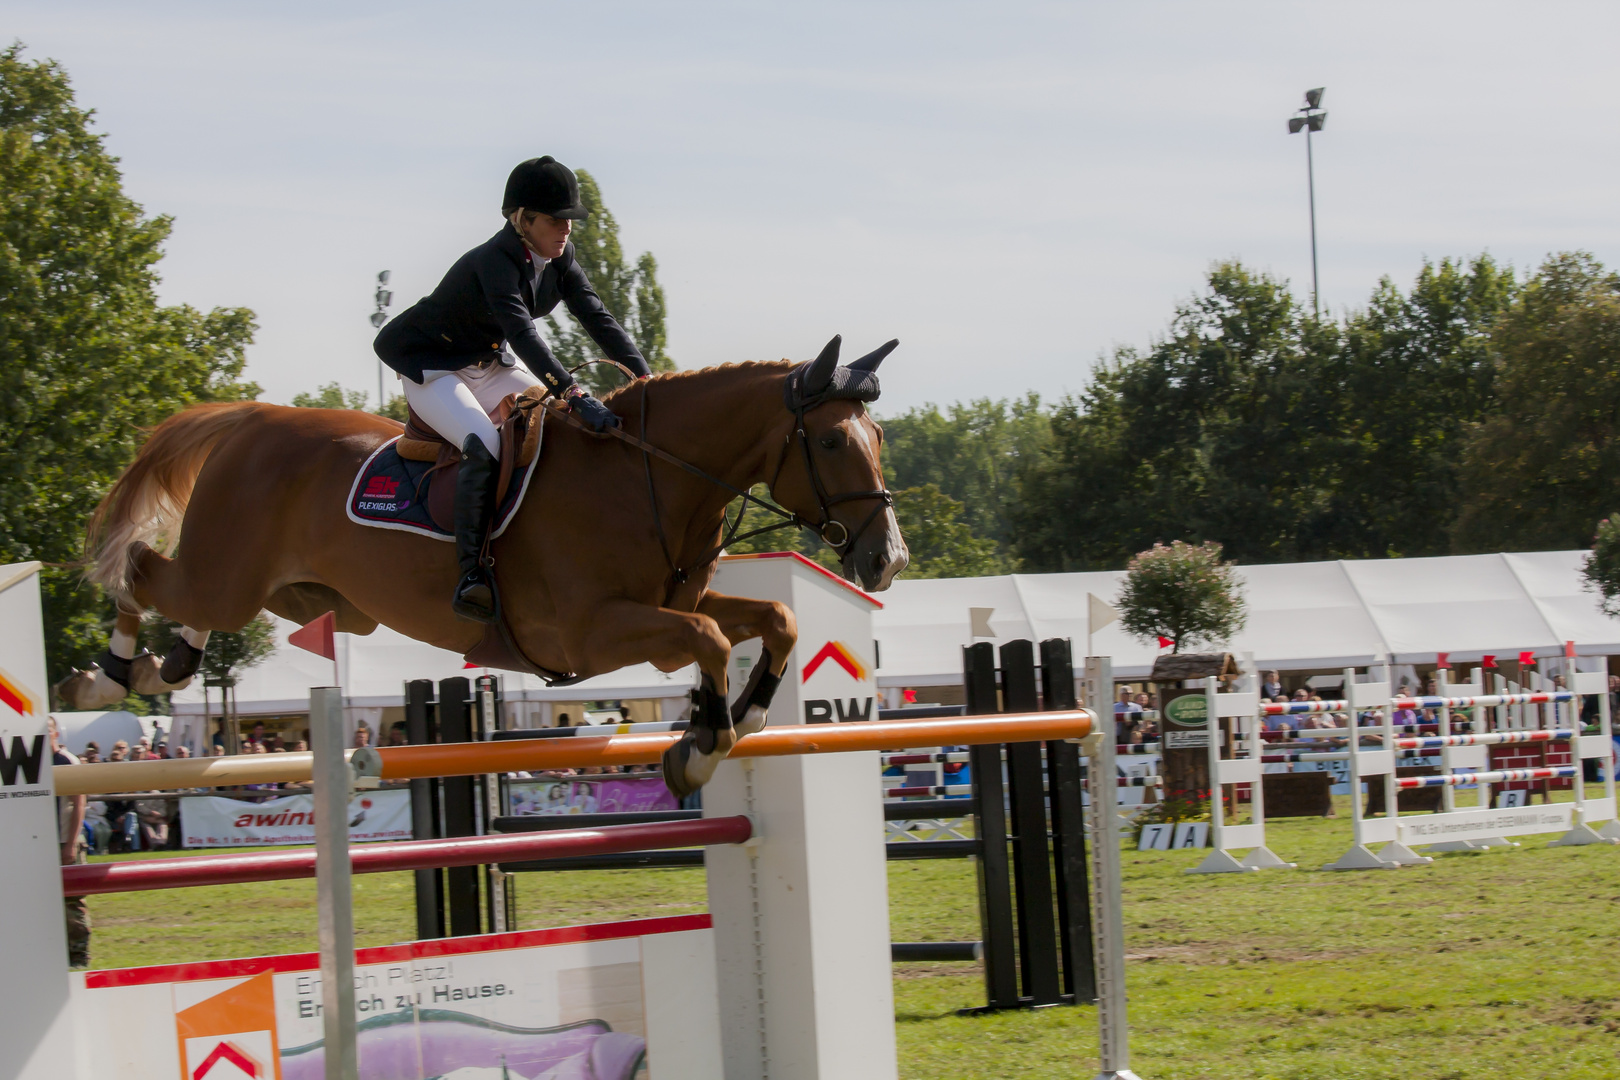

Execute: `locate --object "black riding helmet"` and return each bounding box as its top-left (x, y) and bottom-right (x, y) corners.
top-left (502, 156), bottom-right (589, 220)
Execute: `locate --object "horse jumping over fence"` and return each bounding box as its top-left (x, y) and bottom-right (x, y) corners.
top-left (60, 336), bottom-right (908, 795)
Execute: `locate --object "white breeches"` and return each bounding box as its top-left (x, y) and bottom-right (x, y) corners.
top-left (401, 361), bottom-right (542, 457)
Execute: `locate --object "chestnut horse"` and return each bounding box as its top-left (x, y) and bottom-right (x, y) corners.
top-left (65, 337), bottom-right (907, 794)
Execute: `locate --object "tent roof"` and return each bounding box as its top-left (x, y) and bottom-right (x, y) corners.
top-left (871, 550), bottom-right (1620, 684)
top-left (169, 615), bottom-right (697, 716)
top-left (163, 549), bottom-right (1619, 711)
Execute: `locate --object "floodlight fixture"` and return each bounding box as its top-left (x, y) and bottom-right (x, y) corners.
top-left (1305, 87), bottom-right (1324, 109)
top-left (1307, 112), bottom-right (1327, 133)
top-left (371, 270), bottom-right (395, 409)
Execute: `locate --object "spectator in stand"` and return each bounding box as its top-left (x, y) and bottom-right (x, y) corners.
top-left (155, 743), bottom-right (171, 759)
top-left (209, 745), bottom-right (226, 757)
top-left (108, 743), bottom-right (127, 762)
top-left (1134, 691), bottom-right (1155, 715)
top-left (49, 718), bottom-right (90, 968)
top-left (174, 745), bottom-right (192, 759)
top-left (292, 740), bottom-right (309, 752)
top-left (1262, 670), bottom-right (1285, 699)
top-left (247, 721), bottom-right (267, 747)
top-left (82, 742), bottom-right (101, 763)
top-left (1114, 687), bottom-right (1141, 742)
top-left (353, 726), bottom-right (373, 749)
top-left (135, 795), bottom-right (170, 850)
top-left (386, 723), bottom-right (408, 746)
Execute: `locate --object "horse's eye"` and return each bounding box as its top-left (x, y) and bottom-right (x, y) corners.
top-left (819, 436), bottom-right (838, 450)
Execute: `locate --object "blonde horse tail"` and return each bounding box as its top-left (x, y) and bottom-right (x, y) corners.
top-left (84, 402), bottom-right (269, 609)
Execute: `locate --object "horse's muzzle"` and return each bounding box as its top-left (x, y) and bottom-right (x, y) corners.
top-left (844, 509), bottom-right (908, 592)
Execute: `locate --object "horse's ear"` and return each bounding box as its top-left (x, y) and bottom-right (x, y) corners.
top-left (847, 339), bottom-right (898, 374)
top-left (806, 335), bottom-right (841, 393)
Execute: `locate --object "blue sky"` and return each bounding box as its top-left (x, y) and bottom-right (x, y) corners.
top-left (11, 2), bottom-right (1620, 412)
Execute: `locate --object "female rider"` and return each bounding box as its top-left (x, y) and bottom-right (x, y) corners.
top-left (374, 156), bottom-right (650, 623)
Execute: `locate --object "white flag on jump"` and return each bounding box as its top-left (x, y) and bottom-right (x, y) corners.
top-left (1088, 593), bottom-right (1119, 633)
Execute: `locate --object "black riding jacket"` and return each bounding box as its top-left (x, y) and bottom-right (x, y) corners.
top-left (374, 222), bottom-right (650, 390)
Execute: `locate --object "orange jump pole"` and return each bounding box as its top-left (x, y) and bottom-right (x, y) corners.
top-left (52, 711), bottom-right (1095, 796)
top-left (378, 710), bottom-right (1094, 780)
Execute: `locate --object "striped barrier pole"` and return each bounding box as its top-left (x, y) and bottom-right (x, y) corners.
top-left (883, 776), bottom-right (1160, 799)
top-left (1395, 766), bottom-right (1577, 790)
top-left (1262, 691), bottom-right (1575, 716)
top-left (1394, 729), bottom-right (1575, 751)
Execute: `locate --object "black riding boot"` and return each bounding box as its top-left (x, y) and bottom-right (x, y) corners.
top-left (451, 435), bottom-right (500, 624)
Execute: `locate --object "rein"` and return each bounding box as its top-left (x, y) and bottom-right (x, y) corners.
top-left (544, 362), bottom-right (894, 590)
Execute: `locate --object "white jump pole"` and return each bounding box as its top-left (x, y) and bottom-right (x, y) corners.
top-left (1084, 655), bottom-right (1141, 1080)
top-left (310, 685), bottom-right (358, 1079)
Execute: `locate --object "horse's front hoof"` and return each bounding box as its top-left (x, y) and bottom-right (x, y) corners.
top-left (660, 724), bottom-right (736, 798)
top-left (54, 667), bottom-right (128, 710)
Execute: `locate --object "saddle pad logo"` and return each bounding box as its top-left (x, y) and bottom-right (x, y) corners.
top-left (802, 641), bottom-right (869, 683)
top-left (363, 475), bottom-right (400, 499)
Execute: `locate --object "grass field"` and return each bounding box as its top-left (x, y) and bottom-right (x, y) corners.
top-left (82, 798), bottom-right (1620, 1079)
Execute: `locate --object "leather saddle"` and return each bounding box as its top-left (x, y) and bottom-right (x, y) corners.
top-left (397, 385), bottom-right (550, 533)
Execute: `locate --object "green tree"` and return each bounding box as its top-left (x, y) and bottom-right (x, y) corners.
top-left (291, 382), bottom-right (369, 410)
top-left (1326, 255), bottom-right (1517, 557)
top-left (1117, 541), bottom-right (1246, 653)
top-left (1015, 262), bottom-right (1341, 570)
top-left (1452, 253), bottom-right (1620, 552)
top-left (890, 484), bottom-right (1004, 578)
top-left (543, 170), bottom-right (674, 394)
top-left (0, 46), bottom-right (258, 681)
top-left (1581, 516), bottom-right (1620, 617)
top-left (878, 395), bottom-right (1049, 561)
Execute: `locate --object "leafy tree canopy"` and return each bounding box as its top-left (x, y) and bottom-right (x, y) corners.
top-left (1451, 252), bottom-right (1620, 552)
top-left (0, 46), bottom-right (258, 681)
top-left (543, 169), bottom-right (673, 394)
top-left (1117, 541), bottom-right (1246, 653)
top-left (878, 395), bottom-right (1050, 558)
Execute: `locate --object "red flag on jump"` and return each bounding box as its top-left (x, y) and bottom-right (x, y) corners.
top-left (1156, 636), bottom-right (1175, 649)
top-left (1480, 654), bottom-right (1497, 669)
top-left (289, 611), bottom-right (336, 660)
top-left (1565, 640), bottom-right (1577, 659)
top-left (1517, 650), bottom-right (1536, 666)
top-left (1436, 652), bottom-right (1450, 669)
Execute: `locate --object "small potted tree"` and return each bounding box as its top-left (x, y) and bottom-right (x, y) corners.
top-left (1117, 541), bottom-right (1247, 821)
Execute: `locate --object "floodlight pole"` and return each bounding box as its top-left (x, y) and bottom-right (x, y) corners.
top-left (1289, 89), bottom-right (1327, 319)
top-left (371, 270), bottom-right (393, 412)
top-left (1305, 125), bottom-right (1320, 319)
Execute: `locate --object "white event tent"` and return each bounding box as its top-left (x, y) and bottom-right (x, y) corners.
top-left (871, 550), bottom-right (1620, 686)
top-left (167, 615), bottom-right (699, 746)
top-left (164, 550), bottom-right (1619, 734)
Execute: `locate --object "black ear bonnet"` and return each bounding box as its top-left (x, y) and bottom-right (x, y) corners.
top-left (783, 335), bottom-right (898, 411)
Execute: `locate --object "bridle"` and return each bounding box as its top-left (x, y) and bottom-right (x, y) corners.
top-left (544, 362), bottom-right (894, 590)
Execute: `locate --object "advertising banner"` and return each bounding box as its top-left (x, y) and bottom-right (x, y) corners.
top-left (73, 916), bottom-right (722, 1080)
top-left (508, 774), bottom-right (678, 817)
top-left (181, 789), bottom-right (412, 848)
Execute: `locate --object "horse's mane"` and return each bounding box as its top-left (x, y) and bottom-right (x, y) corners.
top-left (600, 359), bottom-right (795, 405)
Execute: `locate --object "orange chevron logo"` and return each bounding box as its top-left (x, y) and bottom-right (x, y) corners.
top-left (0, 666), bottom-right (35, 718)
top-left (802, 641), bottom-right (869, 683)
